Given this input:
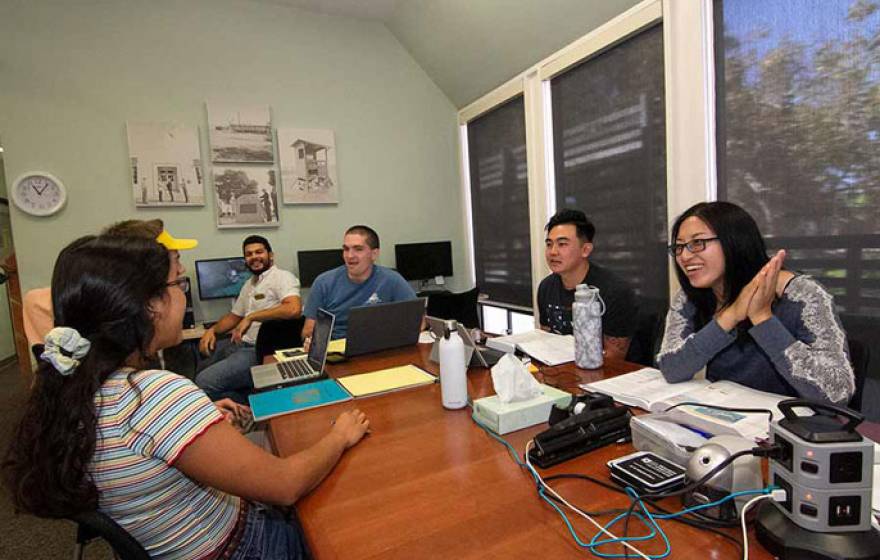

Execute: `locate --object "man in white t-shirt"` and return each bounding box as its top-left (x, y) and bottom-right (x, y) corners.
top-left (195, 235), bottom-right (301, 403)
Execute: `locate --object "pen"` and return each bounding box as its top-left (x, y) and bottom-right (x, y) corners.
top-left (682, 425), bottom-right (712, 439)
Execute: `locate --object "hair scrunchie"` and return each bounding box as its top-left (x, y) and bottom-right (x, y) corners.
top-left (41, 327), bottom-right (91, 376)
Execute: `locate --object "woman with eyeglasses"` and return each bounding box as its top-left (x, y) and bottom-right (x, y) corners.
top-left (657, 201), bottom-right (854, 406)
top-left (3, 234), bottom-right (369, 559)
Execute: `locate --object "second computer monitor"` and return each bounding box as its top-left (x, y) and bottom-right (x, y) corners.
top-left (394, 241), bottom-right (453, 281)
top-left (297, 249), bottom-right (344, 287)
top-left (194, 257), bottom-right (253, 300)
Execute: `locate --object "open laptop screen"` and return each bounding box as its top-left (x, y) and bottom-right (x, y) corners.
top-left (308, 309), bottom-right (334, 371)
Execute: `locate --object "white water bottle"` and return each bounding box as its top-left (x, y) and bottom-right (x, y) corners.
top-left (439, 320), bottom-right (468, 409)
top-left (573, 284), bottom-right (605, 369)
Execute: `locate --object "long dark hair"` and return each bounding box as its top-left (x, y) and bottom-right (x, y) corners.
top-left (2, 235), bottom-right (170, 518)
top-left (670, 202), bottom-right (770, 327)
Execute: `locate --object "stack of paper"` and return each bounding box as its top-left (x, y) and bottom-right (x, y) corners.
top-left (485, 330), bottom-right (574, 366)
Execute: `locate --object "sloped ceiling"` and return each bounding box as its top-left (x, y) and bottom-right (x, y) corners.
top-left (385, 0), bottom-right (643, 108)
top-left (248, 0), bottom-right (404, 21)
top-left (250, 0), bottom-right (643, 109)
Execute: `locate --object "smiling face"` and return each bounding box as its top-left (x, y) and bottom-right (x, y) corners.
top-left (545, 224), bottom-right (592, 276)
top-left (243, 242), bottom-right (272, 275)
top-left (343, 232), bottom-right (379, 281)
top-left (675, 216), bottom-right (726, 295)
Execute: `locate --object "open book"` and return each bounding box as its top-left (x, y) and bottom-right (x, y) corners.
top-left (581, 368), bottom-right (788, 440)
top-left (485, 330), bottom-right (574, 366)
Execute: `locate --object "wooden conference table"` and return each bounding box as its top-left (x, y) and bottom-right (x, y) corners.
top-left (268, 342), bottom-right (776, 560)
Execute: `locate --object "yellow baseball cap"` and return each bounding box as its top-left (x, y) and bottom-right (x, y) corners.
top-left (156, 229), bottom-right (198, 251)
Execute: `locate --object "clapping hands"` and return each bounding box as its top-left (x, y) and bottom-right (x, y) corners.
top-left (716, 250), bottom-right (786, 330)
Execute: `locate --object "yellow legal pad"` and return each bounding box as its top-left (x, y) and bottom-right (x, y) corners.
top-left (274, 339), bottom-right (347, 362)
top-left (337, 365), bottom-right (436, 398)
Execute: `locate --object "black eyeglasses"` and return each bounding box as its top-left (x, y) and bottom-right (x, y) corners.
top-left (166, 277), bottom-right (190, 293)
top-left (667, 237), bottom-right (719, 257)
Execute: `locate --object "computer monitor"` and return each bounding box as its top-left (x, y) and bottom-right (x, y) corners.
top-left (394, 241), bottom-right (453, 281)
top-left (297, 249), bottom-right (344, 287)
top-left (194, 257), bottom-right (252, 300)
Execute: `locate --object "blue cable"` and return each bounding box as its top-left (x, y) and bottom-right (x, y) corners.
top-left (653, 486), bottom-right (772, 519)
top-left (470, 412), bottom-right (526, 467)
top-left (588, 487), bottom-right (671, 559)
top-left (470, 413), bottom-right (766, 559)
top-left (523, 451), bottom-right (670, 558)
top-left (589, 485), bottom-right (775, 557)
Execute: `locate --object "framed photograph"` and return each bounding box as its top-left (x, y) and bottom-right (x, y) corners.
top-left (208, 103), bottom-right (274, 163)
top-left (213, 166), bottom-right (280, 228)
top-left (126, 122), bottom-right (205, 207)
top-left (277, 128), bottom-right (339, 204)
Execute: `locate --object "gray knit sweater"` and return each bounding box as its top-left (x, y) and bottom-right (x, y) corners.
top-left (657, 275), bottom-right (854, 406)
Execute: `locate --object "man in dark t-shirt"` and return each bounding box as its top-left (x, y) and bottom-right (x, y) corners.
top-left (538, 209), bottom-right (637, 360)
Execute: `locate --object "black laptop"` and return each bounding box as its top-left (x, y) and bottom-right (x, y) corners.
top-left (343, 298), bottom-right (426, 357)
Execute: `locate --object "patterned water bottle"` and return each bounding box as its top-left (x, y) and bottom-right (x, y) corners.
top-left (573, 284), bottom-right (605, 369)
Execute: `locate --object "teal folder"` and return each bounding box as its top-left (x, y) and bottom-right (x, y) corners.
top-left (249, 379), bottom-right (352, 421)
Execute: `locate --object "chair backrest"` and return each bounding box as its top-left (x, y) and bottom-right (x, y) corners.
top-left (31, 344), bottom-right (44, 363)
top-left (847, 338), bottom-right (870, 412)
top-left (624, 299), bottom-right (667, 367)
top-left (254, 316), bottom-right (306, 361)
top-left (424, 287), bottom-right (480, 329)
top-left (71, 510), bottom-right (150, 560)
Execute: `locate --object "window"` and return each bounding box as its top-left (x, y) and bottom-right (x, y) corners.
top-left (549, 24), bottom-right (669, 312)
top-left (715, 0), bottom-right (880, 376)
top-left (466, 95), bottom-right (533, 307)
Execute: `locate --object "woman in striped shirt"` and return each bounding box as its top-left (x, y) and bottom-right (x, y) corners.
top-left (3, 234), bottom-right (370, 559)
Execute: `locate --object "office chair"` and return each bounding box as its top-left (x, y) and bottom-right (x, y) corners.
top-left (31, 344), bottom-right (43, 363)
top-left (624, 300), bottom-right (667, 367)
top-left (255, 316), bottom-right (306, 362)
top-left (847, 338), bottom-right (870, 412)
top-left (424, 287), bottom-right (480, 329)
top-left (70, 510), bottom-right (149, 560)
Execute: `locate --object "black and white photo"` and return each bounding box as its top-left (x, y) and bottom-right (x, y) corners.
top-left (278, 128), bottom-right (339, 204)
top-left (126, 122), bottom-right (205, 207)
top-left (208, 103), bottom-right (274, 163)
top-left (212, 165), bottom-right (280, 228)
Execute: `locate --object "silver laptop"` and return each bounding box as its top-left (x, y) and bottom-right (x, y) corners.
top-left (344, 298), bottom-right (426, 357)
top-left (250, 308), bottom-right (335, 389)
top-left (426, 315), bottom-right (505, 367)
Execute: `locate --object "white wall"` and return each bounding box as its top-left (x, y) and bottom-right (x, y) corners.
top-left (387, 0), bottom-right (642, 107)
top-left (0, 0), bottom-right (464, 322)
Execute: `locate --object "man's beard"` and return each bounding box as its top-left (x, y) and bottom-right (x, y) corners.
top-left (247, 258), bottom-right (272, 276)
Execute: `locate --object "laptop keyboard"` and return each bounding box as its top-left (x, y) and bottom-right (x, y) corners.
top-left (279, 359), bottom-right (320, 381)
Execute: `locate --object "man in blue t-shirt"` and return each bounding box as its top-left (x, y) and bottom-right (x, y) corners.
top-left (302, 225), bottom-right (416, 342)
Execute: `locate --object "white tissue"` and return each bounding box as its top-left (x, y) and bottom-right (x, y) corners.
top-left (490, 353), bottom-right (543, 403)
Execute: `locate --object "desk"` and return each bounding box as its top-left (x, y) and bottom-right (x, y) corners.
top-left (269, 343), bottom-right (774, 559)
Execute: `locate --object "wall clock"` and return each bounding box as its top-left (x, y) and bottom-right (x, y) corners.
top-left (11, 172), bottom-right (67, 216)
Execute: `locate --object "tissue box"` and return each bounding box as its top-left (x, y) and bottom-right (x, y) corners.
top-left (472, 384), bottom-right (572, 435)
